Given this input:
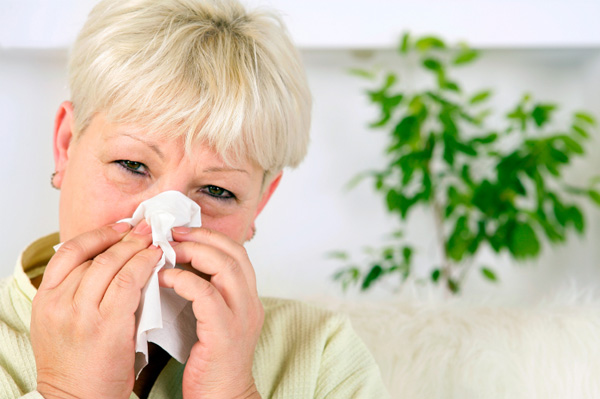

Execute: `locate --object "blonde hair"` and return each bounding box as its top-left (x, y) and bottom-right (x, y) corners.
top-left (68, 0), bottom-right (312, 180)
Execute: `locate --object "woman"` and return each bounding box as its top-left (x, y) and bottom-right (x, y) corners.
top-left (0, 0), bottom-right (388, 398)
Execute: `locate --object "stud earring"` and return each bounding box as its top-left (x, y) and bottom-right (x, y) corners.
top-left (248, 225), bottom-right (256, 241)
top-left (51, 172), bottom-right (59, 189)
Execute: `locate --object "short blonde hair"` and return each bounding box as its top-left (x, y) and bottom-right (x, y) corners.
top-left (69, 0), bottom-right (312, 179)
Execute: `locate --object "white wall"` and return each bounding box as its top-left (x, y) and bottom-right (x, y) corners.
top-left (1, 1), bottom-right (600, 302)
top-left (3, 0), bottom-right (600, 48)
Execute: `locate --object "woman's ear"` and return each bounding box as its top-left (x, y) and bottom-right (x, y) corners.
top-left (53, 101), bottom-right (76, 189)
top-left (255, 171), bottom-right (283, 218)
top-left (246, 171), bottom-right (283, 241)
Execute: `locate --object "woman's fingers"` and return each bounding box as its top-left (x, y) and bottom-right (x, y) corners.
top-left (162, 227), bottom-right (263, 398)
top-left (31, 221), bottom-right (158, 399)
top-left (171, 227), bottom-right (258, 295)
top-left (100, 245), bottom-right (163, 317)
top-left (40, 222), bottom-right (132, 291)
top-left (169, 242), bottom-right (251, 312)
top-left (75, 221), bottom-right (154, 307)
top-left (158, 268), bottom-right (231, 327)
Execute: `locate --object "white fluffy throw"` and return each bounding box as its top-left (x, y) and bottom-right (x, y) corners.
top-left (313, 293), bottom-right (600, 399)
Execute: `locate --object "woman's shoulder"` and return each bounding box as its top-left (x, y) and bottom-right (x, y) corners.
top-left (260, 296), bottom-right (337, 316)
top-left (259, 296), bottom-right (347, 336)
top-left (257, 296), bottom-right (372, 365)
top-left (0, 275), bottom-right (10, 294)
top-left (255, 297), bottom-right (389, 398)
top-left (0, 275), bottom-right (38, 396)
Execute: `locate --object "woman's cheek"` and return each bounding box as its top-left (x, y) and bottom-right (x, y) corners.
top-left (103, 166), bottom-right (149, 196)
top-left (199, 212), bottom-right (250, 244)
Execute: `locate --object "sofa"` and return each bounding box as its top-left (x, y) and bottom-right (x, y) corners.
top-left (312, 289), bottom-right (600, 399)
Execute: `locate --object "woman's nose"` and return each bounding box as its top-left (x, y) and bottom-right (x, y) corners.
top-left (143, 182), bottom-right (195, 202)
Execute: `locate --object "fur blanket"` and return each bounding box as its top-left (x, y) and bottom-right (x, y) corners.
top-left (312, 291), bottom-right (600, 399)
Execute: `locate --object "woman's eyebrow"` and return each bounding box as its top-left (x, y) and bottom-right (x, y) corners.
top-left (120, 133), bottom-right (165, 160)
top-left (202, 167), bottom-right (249, 174)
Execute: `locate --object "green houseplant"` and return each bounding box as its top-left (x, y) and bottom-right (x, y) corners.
top-left (333, 33), bottom-right (600, 295)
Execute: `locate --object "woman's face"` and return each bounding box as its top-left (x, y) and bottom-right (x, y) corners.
top-left (53, 102), bottom-right (280, 244)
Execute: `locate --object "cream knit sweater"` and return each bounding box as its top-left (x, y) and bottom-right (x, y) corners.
top-left (0, 234), bottom-right (388, 398)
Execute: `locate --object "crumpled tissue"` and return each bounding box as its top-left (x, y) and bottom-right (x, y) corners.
top-left (53, 191), bottom-right (202, 376)
top-left (119, 191), bottom-right (202, 377)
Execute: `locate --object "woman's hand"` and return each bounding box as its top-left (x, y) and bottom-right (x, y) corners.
top-left (31, 221), bottom-right (162, 399)
top-left (159, 226), bottom-right (264, 399)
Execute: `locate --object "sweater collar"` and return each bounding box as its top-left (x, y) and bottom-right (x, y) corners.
top-left (14, 232), bottom-right (60, 301)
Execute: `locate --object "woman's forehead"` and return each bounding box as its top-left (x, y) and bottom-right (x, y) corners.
top-left (89, 112), bottom-right (259, 171)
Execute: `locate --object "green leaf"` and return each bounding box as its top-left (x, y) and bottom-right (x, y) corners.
top-left (382, 247), bottom-right (394, 260)
top-left (469, 90), bottom-right (492, 105)
top-left (436, 69), bottom-right (447, 88)
top-left (361, 265), bottom-right (383, 290)
top-left (552, 197), bottom-right (568, 227)
top-left (452, 50), bottom-right (479, 65)
top-left (402, 246), bottom-right (413, 263)
top-left (369, 115), bottom-right (391, 128)
top-left (400, 32), bottom-right (411, 53)
top-left (368, 88), bottom-right (403, 128)
top-left (509, 222), bottom-right (540, 258)
top-left (374, 173), bottom-right (385, 190)
top-left (481, 267), bottom-right (498, 282)
top-left (443, 81), bottom-right (461, 92)
top-left (431, 268), bottom-right (441, 283)
top-left (507, 104), bottom-right (528, 131)
top-left (461, 165), bottom-right (476, 188)
top-left (475, 109), bottom-right (493, 124)
top-left (440, 111), bottom-right (458, 134)
top-left (386, 189), bottom-right (400, 212)
top-left (348, 68), bottom-right (375, 80)
top-left (443, 134), bottom-right (456, 166)
top-left (531, 104), bottom-right (556, 127)
top-left (448, 279), bottom-right (461, 294)
top-left (345, 171), bottom-right (369, 190)
top-left (572, 125), bottom-right (590, 138)
top-left (394, 115), bottom-right (420, 145)
top-left (333, 267), bottom-right (360, 292)
top-left (326, 251), bottom-right (349, 260)
top-left (469, 132), bottom-right (498, 145)
top-left (559, 135), bottom-right (584, 154)
top-left (447, 215), bottom-right (473, 261)
top-left (423, 58), bottom-right (443, 71)
top-left (574, 112), bottom-right (597, 126)
top-left (455, 141), bottom-right (478, 156)
top-left (589, 190), bottom-right (600, 206)
top-left (453, 49), bottom-right (479, 65)
top-left (538, 218), bottom-right (565, 242)
top-left (383, 73), bottom-right (397, 89)
top-left (415, 36), bottom-right (446, 52)
top-left (549, 147), bottom-right (569, 164)
top-left (567, 206), bottom-right (585, 233)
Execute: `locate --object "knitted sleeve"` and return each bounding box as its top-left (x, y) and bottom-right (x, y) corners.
top-left (313, 314), bottom-right (390, 399)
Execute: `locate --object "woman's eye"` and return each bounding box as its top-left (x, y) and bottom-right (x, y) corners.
top-left (116, 160), bottom-right (148, 176)
top-left (203, 185), bottom-right (235, 200)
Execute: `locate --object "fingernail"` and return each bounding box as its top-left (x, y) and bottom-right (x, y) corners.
top-left (111, 222), bottom-right (131, 233)
top-left (134, 220), bottom-right (152, 235)
top-left (172, 226), bottom-right (191, 235)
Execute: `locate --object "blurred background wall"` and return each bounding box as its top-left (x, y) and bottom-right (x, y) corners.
top-left (1, 0), bottom-right (599, 302)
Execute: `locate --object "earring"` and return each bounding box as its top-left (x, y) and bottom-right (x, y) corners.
top-left (248, 225), bottom-right (256, 241)
top-left (51, 172), bottom-right (59, 190)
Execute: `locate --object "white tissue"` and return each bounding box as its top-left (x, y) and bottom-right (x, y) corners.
top-left (119, 191), bottom-right (202, 377)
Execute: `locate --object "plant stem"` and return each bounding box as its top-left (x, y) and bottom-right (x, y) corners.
top-left (431, 197), bottom-right (452, 295)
